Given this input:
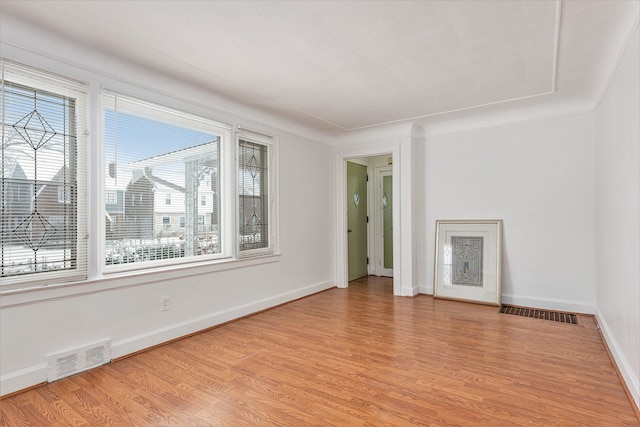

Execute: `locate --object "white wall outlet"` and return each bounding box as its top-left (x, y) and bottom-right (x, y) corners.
top-left (161, 296), bottom-right (170, 311)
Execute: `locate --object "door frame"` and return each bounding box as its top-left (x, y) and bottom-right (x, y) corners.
top-left (336, 142), bottom-right (404, 296)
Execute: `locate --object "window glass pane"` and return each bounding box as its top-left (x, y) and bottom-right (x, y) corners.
top-left (1, 81), bottom-right (79, 277)
top-left (238, 139), bottom-right (268, 251)
top-left (103, 94), bottom-right (221, 266)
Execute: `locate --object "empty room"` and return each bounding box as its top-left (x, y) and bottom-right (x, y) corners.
top-left (1, 1), bottom-right (639, 425)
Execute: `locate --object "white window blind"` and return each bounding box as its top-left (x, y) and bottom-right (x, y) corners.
top-left (1, 60), bottom-right (88, 288)
top-left (102, 92), bottom-right (228, 269)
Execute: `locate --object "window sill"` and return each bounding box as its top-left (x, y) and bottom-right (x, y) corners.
top-left (0, 253), bottom-right (281, 309)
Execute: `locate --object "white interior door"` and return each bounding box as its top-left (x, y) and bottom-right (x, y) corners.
top-left (375, 168), bottom-right (393, 277)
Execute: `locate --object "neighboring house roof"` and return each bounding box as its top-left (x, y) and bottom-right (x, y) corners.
top-left (3, 155), bottom-right (28, 180)
top-left (129, 140), bottom-right (219, 170)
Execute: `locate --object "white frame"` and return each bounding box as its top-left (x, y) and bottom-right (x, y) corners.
top-left (434, 219), bottom-right (503, 306)
top-left (0, 60), bottom-right (89, 290)
top-left (99, 91), bottom-right (232, 274)
top-left (236, 128), bottom-right (277, 258)
top-left (335, 140), bottom-right (408, 296)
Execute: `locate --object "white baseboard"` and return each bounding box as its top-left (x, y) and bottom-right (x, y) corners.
top-left (400, 285), bottom-right (420, 297)
top-left (595, 307), bottom-right (640, 411)
top-left (0, 280), bottom-right (335, 397)
top-left (0, 364), bottom-right (47, 397)
top-left (110, 279), bottom-right (335, 359)
top-left (417, 289), bottom-right (595, 314)
top-left (501, 293), bottom-right (595, 314)
top-left (418, 284), bottom-right (432, 295)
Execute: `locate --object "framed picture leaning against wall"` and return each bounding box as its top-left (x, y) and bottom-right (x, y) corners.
top-left (433, 219), bottom-right (503, 306)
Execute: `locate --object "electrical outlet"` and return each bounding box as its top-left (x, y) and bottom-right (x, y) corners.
top-left (161, 296), bottom-right (170, 312)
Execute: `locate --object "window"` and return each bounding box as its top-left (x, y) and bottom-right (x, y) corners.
top-left (105, 190), bottom-right (117, 204)
top-left (1, 61), bottom-right (87, 286)
top-left (57, 185), bottom-right (71, 204)
top-left (238, 136), bottom-right (273, 255)
top-left (131, 193), bottom-right (143, 206)
top-left (103, 92), bottom-right (228, 268)
top-left (2, 60), bottom-right (279, 290)
top-left (48, 216), bottom-right (66, 227)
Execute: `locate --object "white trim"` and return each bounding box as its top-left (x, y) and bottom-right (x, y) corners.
top-left (97, 90), bottom-right (233, 275)
top-left (1, 59), bottom-right (89, 289)
top-left (0, 254), bottom-right (281, 309)
top-left (236, 130), bottom-right (277, 258)
top-left (595, 307), bottom-right (640, 411)
top-left (501, 293), bottom-right (595, 315)
top-left (418, 284), bottom-right (432, 295)
top-left (594, 20), bottom-right (640, 110)
top-left (0, 364), bottom-right (47, 397)
top-left (102, 90), bottom-right (231, 132)
top-left (0, 279), bottom-right (334, 397)
top-left (112, 279), bottom-right (334, 359)
top-left (336, 141), bottom-right (405, 295)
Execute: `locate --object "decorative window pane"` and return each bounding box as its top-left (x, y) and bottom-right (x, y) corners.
top-left (1, 73), bottom-right (83, 280)
top-left (103, 92), bottom-right (223, 267)
top-left (238, 139), bottom-right (269, 252)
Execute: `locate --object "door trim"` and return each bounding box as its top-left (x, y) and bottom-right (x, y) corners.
top-left (335, 142), bottom-right (403, 296)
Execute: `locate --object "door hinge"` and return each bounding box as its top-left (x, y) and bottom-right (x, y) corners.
top-left (367, 257), bottom-right (369, 264)
top-left (366, 174), bottom-right (369, 182)
top-left (366, 216), bottom-right (369, 223)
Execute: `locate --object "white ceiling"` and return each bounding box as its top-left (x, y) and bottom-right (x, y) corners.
top-left (1, 0), bottom-right (638, 137)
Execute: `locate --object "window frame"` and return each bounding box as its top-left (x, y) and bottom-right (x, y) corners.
top-left (99, 91), bottom-right (233, 275)
top-left (1, 60), bottom-right (281, 293)
top-left (236, 130), bottom-right (277, 258)
top-left (0, 60), bottom-right (88, 290)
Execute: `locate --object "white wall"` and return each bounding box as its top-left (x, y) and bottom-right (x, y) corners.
top-left (594, 26), bottom-right (640, 409)
top-left (420, 113), bottom-right (597, 314)
top-left (0, 21), bottom-right (336, 396)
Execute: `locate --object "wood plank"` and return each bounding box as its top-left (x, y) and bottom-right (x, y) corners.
top-left (1, 276), bottom-right (638, 426)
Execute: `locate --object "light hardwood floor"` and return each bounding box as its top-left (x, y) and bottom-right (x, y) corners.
top-left (1, 276), bottom-right (638, 426)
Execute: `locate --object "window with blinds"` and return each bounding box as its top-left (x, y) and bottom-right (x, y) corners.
top-left (238, 137), bottom-right (271, 254)
top-left (1, 61), bottom-right (87, 286)
top-left (1, 60), bottom-right (279, 289)
top-left (102, 93), bottom-right (227, 269)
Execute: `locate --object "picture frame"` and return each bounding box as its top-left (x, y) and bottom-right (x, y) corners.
top-left (434, 219), bottom-right (503, 306)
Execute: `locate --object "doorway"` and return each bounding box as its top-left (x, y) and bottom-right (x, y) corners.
top-left (346, 156), bottom-right (393, 282)
top-left (336, 141), bottom-right (401, 295)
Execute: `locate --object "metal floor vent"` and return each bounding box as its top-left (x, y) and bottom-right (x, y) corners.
top-left (500, 305), bottom-right (579, 325)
